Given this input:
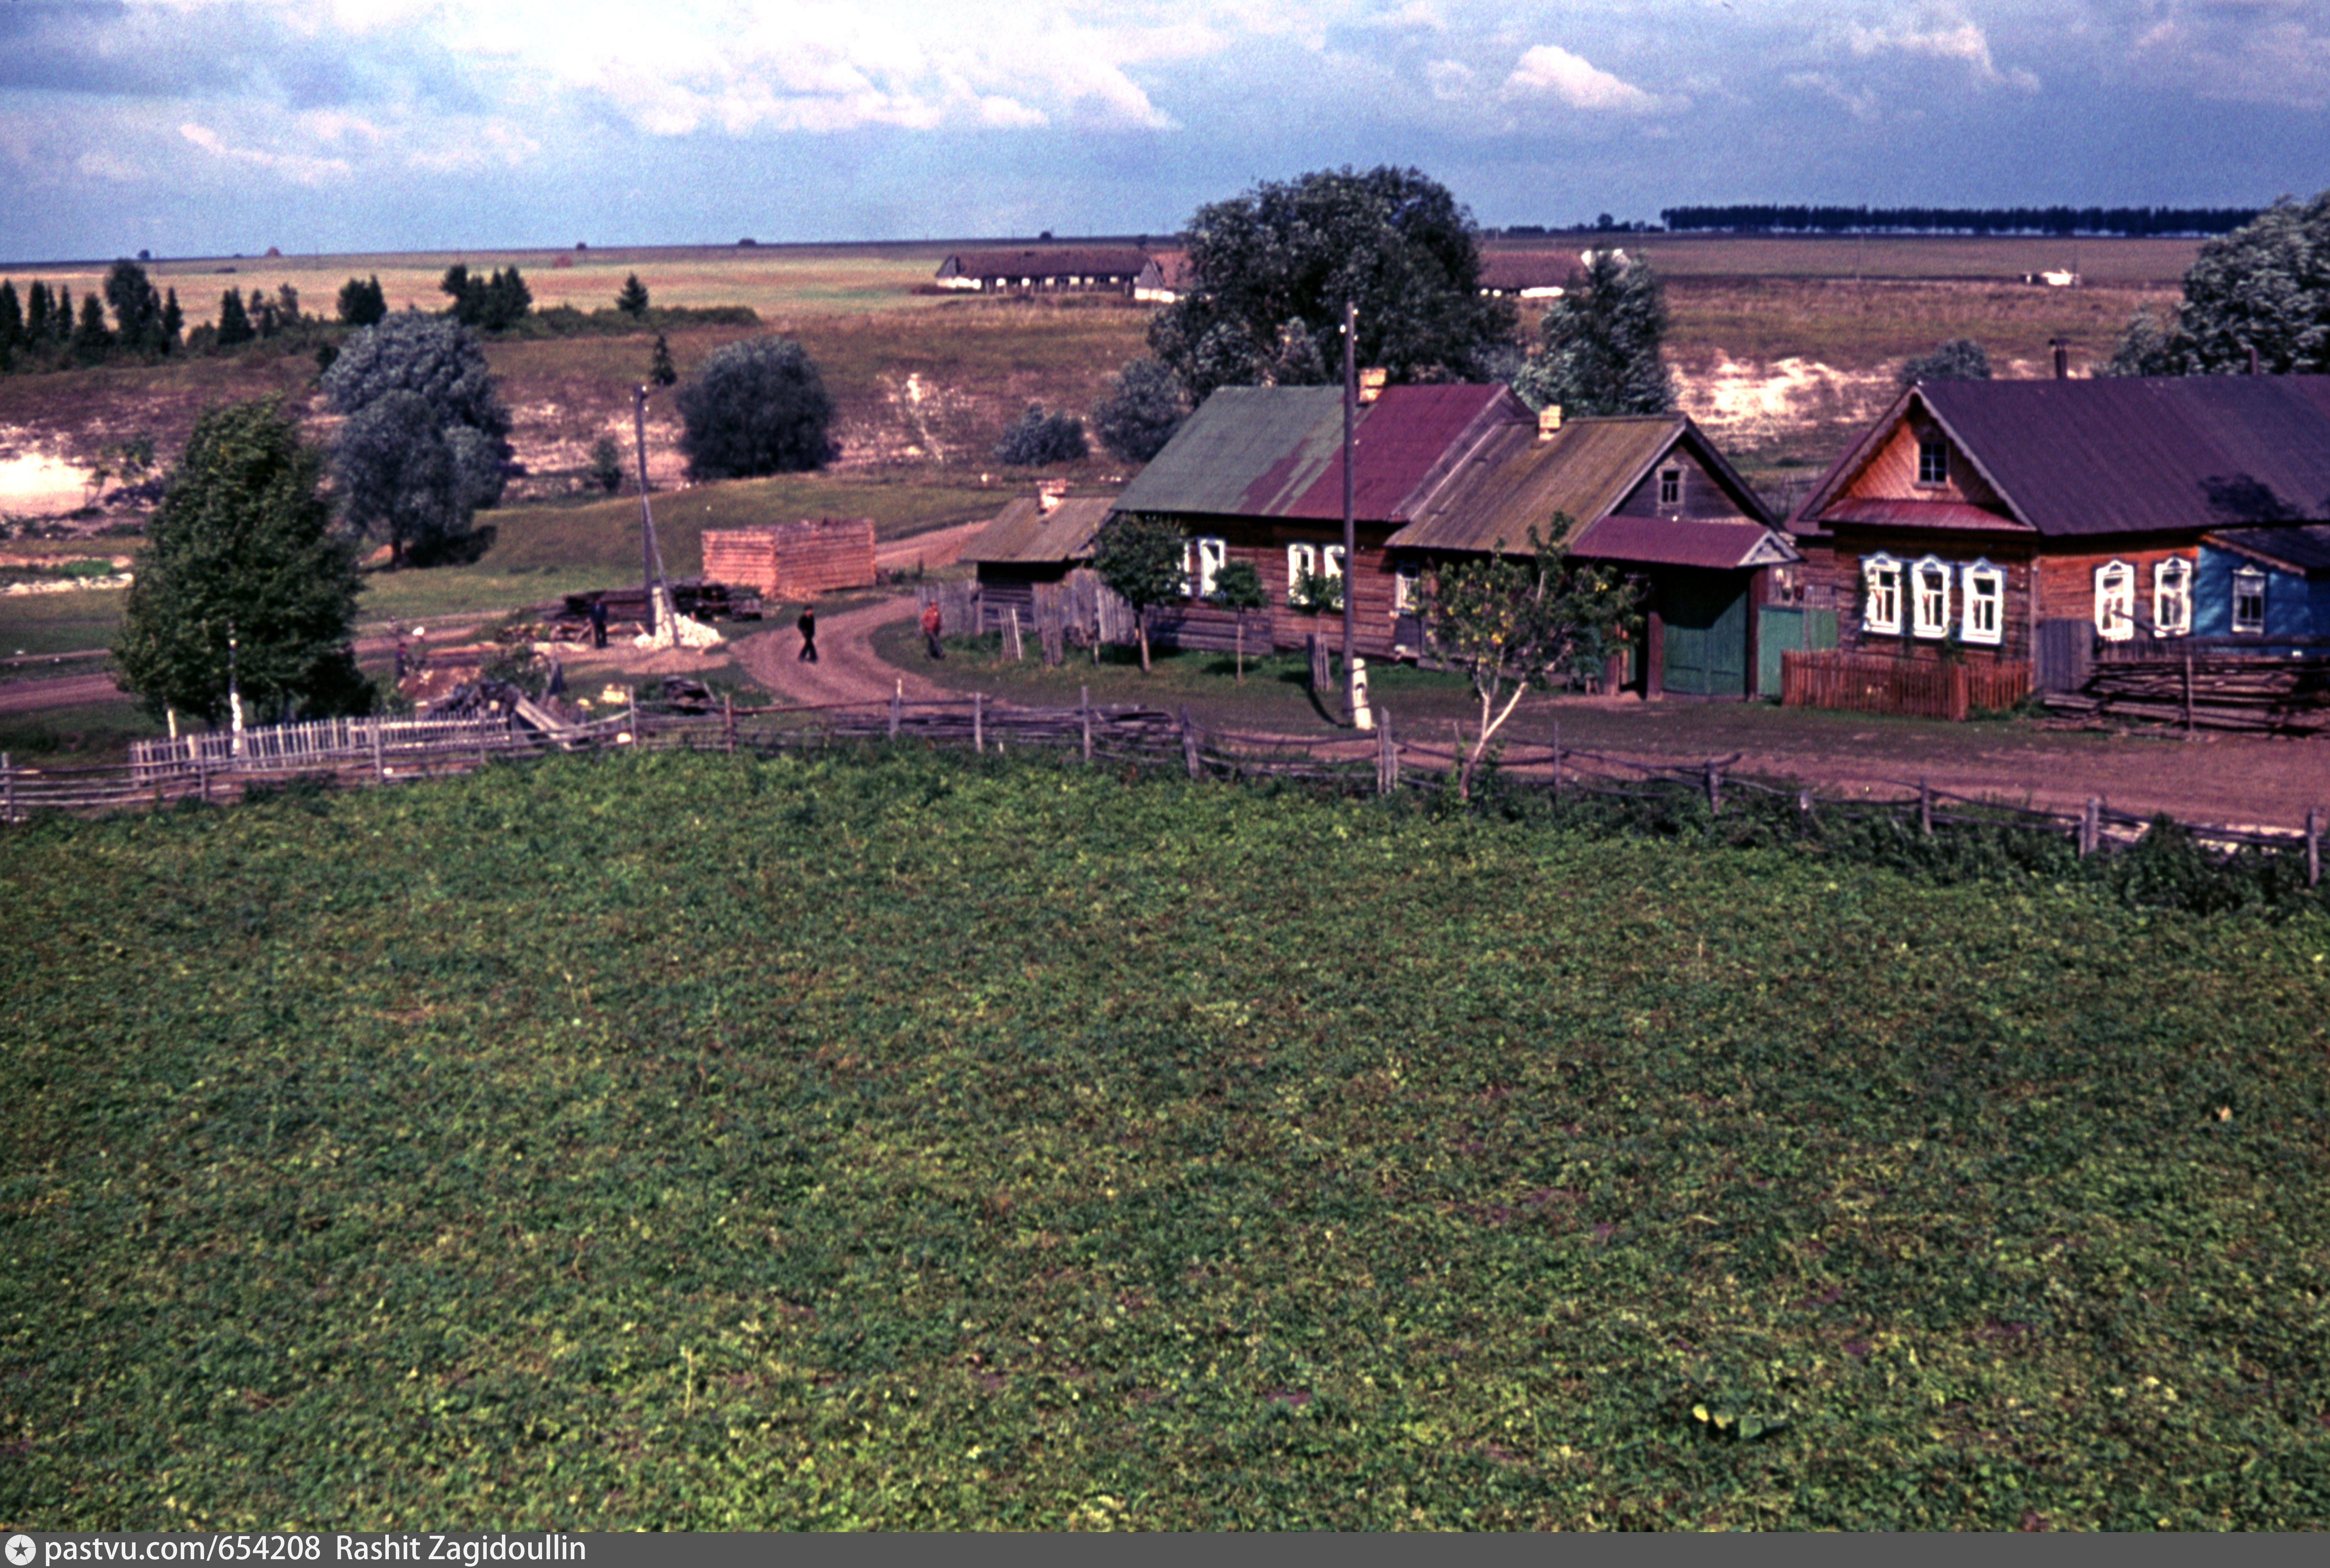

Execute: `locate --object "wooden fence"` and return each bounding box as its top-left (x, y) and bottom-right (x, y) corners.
top-left (4, 692), bottom-right (2322, 887)
top-left (1781, 649), bottom-right (2032, 721)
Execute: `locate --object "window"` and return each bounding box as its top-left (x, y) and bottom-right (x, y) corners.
top-left (2152, 557), bottom-right (2193, 638)
top-left (1862, 553), bottom-right (1903, 635)
top-left (1917, 440), bottom-right (1949, 486)
top-left (1960, 559), bottom-right (2004, 645)
top-left (1189, 536), bottom-right (1227, 599)
top-left (1394, 566), bottom-right (1420, 613)
top-left (1322, 544), bottom-right (1346, 586)
top-left (1286, 543), bottom-right (1317, 605)
top-left (1911, 555), bottom-right (1951, 639)
top-left (2094, 560), bottom-right (2136, 642)
top-left (2233, 566), bottom-right (2267, 635)
top-left (1659, 468), bottom-right (1682, 506)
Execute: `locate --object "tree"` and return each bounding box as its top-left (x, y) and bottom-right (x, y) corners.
top-left (1509, 250), bottom-right (1674, 417)
top-left (1092, 357), bottom-right (1187, 462)
top-left (648, 333), bottom-right (677, 387)
top-left (1896, 337), bottom-right (1991, 388)
top-left (160, 289), bottom-right (183, 347)
top-left (24, 282), bottom-right (50, 344)
top-left (1210, 557), bottom-right (1266, 681)
top-left (0, 281), bottom-right (20, 362)
top-left (588, 436), bottom-right (625, 493)
top-left (337, 275), bottom-right (388, 326)
top-left (2107, 190), bottom-right (2330, 375)
top-left (73, 292), bottom-right (111, 364)
top-left (215, 288), bottom-right (255, 347)
top-left (104, 260), bottom-right (167, 355)
top-left (1424, 525), bottom-right (1636, 801)
top-left (673, 335), bottom-right (834, 480)
top-left (992, 403), bottom-right (1089, 465)
top-left (440, 263), bottom-right (533, 331)
top-left (322, 313), bottom-right (512, 566)
top-left (1147, 165), bottom-right (1516, 401)
top-left (616, 274), bottom-right (650, 318)
top-left (1089, 511), bottom-right (1188, 672)
top-left (111, 400), bottom-right (368, 727)
top-left (51, 286), bottom-right (73, 347)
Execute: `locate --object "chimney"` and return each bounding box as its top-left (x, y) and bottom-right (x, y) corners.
top-left (1037, 479), bottom-right (1066, 514)
top-left (2051, 337), bottom-right (2069, 380)
top-left (1538, 405), bottom-right (1564, 440)
top-left (1358, 367), bottom-right (1387, 405)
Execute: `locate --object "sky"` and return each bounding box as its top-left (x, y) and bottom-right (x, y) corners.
top-left (3, 0), bottom-right (2329, 261)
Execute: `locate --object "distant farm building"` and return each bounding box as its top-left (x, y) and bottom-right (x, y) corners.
top-left (1134, 254), bottom-right (1192, 303)
top-left (701, 519), bottom-right (876, 599)
top-left (1476, 253), bottom-right (1569, 299)
top-left (933, 247), bottom-right (1152, 295)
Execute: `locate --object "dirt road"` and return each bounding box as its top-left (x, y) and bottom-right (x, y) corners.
top-left (734, 595), bottom-right (945, 708)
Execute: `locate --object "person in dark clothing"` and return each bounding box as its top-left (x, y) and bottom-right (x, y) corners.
top-left (921, 600), bottom-right (945, 659)
top-left (796, 606), bottom-right (818, 663)
top-left (589, 598), bottom-right (608, 649)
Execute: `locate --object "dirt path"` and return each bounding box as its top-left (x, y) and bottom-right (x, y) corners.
top-left (876, 518), bottom-right (987, 575)
top-left (734, 594), bottom-right (946, 709)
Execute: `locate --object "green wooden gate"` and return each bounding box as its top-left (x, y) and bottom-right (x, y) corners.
top-left (1756, 604), bottom-right (1839, 698)
top-left (1661, 570), bottom-right (1750, 697)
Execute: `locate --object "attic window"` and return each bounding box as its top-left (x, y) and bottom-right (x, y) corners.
top-left (1659, 468), bottom-right (1682, 506)
top-left (1961, 560), bottom-right (2004, 646)
top-left (2094, 560), bottom-right (2136, 642)
top-left (1917, 440), bottom-right (1949, 487)
top-left (2153, 557), bottom-right (2193, 638)
top-left (1911, 556), bottom-right (1951, 639)
top-left (1862, 553), bottom-right (1903, 636)
top-left (2232, 567), bottom-right (2267, 635)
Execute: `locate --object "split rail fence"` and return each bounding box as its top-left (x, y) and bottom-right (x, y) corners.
top-left (4, 690), bottom-right (2323, 885)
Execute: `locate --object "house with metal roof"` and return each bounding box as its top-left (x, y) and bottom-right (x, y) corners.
top-left (933, 247), bottom-right (1152, 295)
top-left (1792, 374), bottom-right (2330, 697)
top-left (1388, 411), bottom-right (1795, 698)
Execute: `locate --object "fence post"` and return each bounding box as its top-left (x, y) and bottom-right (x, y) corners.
top-left (1081, 685), bottom-right (1092, 763)
top-left (476, 714), bottom-right (490, 767)
top-left (2183, 650), bottom-right (2195, 736)
top-left (1, 752), bottom-right (11, 825)
top-left (723, 692), bottom-right (735, 755)
top-left (626, 691), bottom-right (638, 744)
top-left (973, 691), bottom-right (984, 754)
top-left (1549, 719), bottom-right (1560, 800)
top-left (2308, 806), bottom-right (2321, 889)
top-left (890, 679), bottom-right (901, 740)
top-left (2081, 797), bottom-right (2100, 858)
top-left (1705, 758), bottom-right (1722, 814)
top-left (1797, 789), bottom-right (1813, 834)
top-left (1919, 777), bottom-right (1933, 837)
top-left (1181, 706), bottom-right (1201, 781)
top-left (371, 716), bottom-right (386, 783)
top-left (1378, 706), bottom-right (1395, 796)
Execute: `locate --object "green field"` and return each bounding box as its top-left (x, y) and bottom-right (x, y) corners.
top-left (3, 748), bottom-right (2325, 1529)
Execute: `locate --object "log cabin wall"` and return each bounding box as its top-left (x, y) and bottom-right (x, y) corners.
top-left (1609, 446), bottom-right (1766, 524)
top-left (2034, 543), bottom-right (2201, 636)
top-left (1145, 517), bottom-right (1405, 657)
top-left (1819, 532), bottom-right (2039, 664)
top-left (1847, 413), bottom-right (2012, 512)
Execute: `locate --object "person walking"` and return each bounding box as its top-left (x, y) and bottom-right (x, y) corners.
top-left (796, 606), bottom-right (818, 663)
top-left (920, 599), bottom-right (945, 659)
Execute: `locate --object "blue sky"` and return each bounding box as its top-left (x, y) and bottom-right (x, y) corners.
top-left (3, 0), bottom-right (2327, 261)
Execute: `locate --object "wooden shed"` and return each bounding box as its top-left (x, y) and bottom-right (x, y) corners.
top-left (962, 488), bottom-right (1117, 618)
top-left (701, 519), bottom-right (876, 600)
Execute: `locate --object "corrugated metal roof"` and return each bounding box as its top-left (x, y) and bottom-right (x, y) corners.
top-left (1112, 385), bottom-right (1348, 518)
top-left (936, 247), bottom-right (1152, 280)
top-left (1820, 497), bottom-right (2032, 531)
top-left (2208, 524), bottom-right (2330, 573)
top-left (1281, 384), bottom-right (1526, 521)
top-left (961, 494), bottom-right (1116, 565)
top-left (1806, 377), bottom-right (2330, 539)
top-left (1567, 514), bottom-right (1798, 570)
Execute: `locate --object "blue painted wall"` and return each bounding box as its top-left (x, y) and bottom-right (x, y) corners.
top-left (2195, 545), bottom-right (2316, 640)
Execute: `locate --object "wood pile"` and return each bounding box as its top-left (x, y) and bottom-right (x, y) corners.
top-left (2070, 652), bottom-right (2330, 733)
top-left (703, 519), bottom-right (876, 598)
top-left (537, 580), bottom-right (762, 642)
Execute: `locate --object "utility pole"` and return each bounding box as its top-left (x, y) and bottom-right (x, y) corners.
top-left (632, 384), bottom-right (663, 637)
top-left (1341, 298), bottom-right (1360, 726)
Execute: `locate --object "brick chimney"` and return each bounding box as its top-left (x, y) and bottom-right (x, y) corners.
top-left (1537, 405), bottom-right (1564, 440)
top-left (2051, 337), bottom-right (2069, 379)
top-left (1037, 479), bottom-right (1067, 514)
top-left (1358, 367), bottom-right (1387, 405)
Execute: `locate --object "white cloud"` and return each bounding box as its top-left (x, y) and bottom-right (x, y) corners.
top-left (1501, 43), bottom-right (1666, 112)
top-left (179, 121), bottom-right (352, 183)
top-left (1845, 7), bottom-right (2039, 91)
top-left (1426, 58), bottom-right (1476, 100)
top-left (1787, 70), bottom-right (1881, 122)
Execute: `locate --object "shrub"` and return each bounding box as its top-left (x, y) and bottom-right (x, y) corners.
top-left (1091, 358), bottom-right (1186, 463)
top-left (674, 336), bottom-right (834, 480)
top-left (992, 403), bottom-right (1089, 466)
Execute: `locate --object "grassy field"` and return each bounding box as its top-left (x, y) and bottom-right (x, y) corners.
top-left (2, 747), bottom-right (2325, 1530)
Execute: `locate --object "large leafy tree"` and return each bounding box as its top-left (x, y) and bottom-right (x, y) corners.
top-left (1089, 511), bottom-right (1189, 672)
top-left (2109, 190), bottom-right (2330, 375)
top-left (1424, 524), bottom-right (1636, 801)
top-left (1147, 165), bottom-right (1514, 402)
top-left (674, 335), bottom-right (833, 479)
top-left (112, 400), bottom-right (368, 727)
top-left (321, 313), bottom-right (511, 566)
top-left (1092, 357), bottom-right (1188, 462)
top-left (104, 260), bottom-right (170, 356)
top-left (1509, 250), bottom-right (1674, 417)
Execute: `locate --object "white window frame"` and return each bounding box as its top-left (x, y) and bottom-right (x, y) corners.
top-left (1394, 566), bottom-right (1420, 613)
top-left (2094, 560), bottom-right (2136, 642)
top-left (1911, 554), bottom-right (1952, 639)
top-left (2152, 557), bottom-right (2193, 639)
top-left (2232, 566), bottom-right (2267, 635)
top-left (1189, 536), bottom-right (1227, 600)
top-left (1322, 543), bottom-right (1346, 586)
top-left (1959, 559), bottom-right (2004, 646)
top-left (1286, 543), bottom-right (1317, 606)
top-left (1862, 553), bottom-right (1903, 636)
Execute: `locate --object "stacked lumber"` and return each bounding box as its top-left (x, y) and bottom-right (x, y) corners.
top-left (703, 519), bottom-right (876, 598)
top-left (2081, 653), bottom-right (2330, 733)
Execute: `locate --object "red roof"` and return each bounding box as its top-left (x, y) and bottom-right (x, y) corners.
top-left (1278, 384), bottom-right (1525, 521)
top-left (1567, 515), bottom-right (1796, 570)
top-left (1817, 497), bottom-right (2029, 532)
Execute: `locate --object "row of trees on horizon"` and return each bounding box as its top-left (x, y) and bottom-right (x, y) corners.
top-left (1657, 204), bottom-right (2264, 237)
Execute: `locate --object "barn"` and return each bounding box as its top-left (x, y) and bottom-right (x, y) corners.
top-left (700, 519), bottom-right (876, 600)
top-left (932, 247), bottom-right (1152, 295)
top-left (961, 487), bottom-right (1117, 616)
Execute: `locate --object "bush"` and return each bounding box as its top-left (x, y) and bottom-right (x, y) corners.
top-left (992, 402), bottom-right (1089, 466)
top-left (1091, 358), bottom-right (1186, 463)
top-left (1896, 337), bottom-right (1991, 388)
top-left (674, 336), bottom-right (834, 480)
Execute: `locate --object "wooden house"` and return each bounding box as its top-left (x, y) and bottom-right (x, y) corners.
top-left (1387, 412), bottom-right (1795, 697)
top-left (1106, 383), bottom-right (1532, 658)
top-left (700, 519), bottom-right (875, 600)
top-left (1790, 376), bottom-right (2330, 697)
top-left (933, 247), bottom-right (1152, 296)
top-left (961, 487), bottom-right (1117, 617)
top-left (1134, 254), bottom-right (1191, 303)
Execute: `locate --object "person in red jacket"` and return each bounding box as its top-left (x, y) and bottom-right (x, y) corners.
top-left (920, 600), bottom-right (944, 659)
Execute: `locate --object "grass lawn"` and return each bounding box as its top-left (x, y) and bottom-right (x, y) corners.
top-left (3, 748), bottom-right (2325, 1530)
top-left (0, 588), bottom-right (135, 658)
top-left (0, 694), bottom-right (164, 765)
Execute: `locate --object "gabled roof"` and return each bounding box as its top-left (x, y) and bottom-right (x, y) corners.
top-left (1111, 383), bottom-right (1530, 524)
top-left (2206, 523), bottom-right (2330, 573)
top-left (961, 494), bottom-right (1116, 566)
top-left (1799, 376), bottom-right (2330, 539)
top-left (936, 247), bottom-right (1152, 280)
top-left (1477, 253), bottom-right (1571, 292)
top-left (1387, 413), bottom-right (1779, 554)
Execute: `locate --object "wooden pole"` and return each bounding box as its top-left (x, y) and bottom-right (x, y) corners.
top-left (2308, 806), bottom-right (2321, 889)
top-left (1080, 685), bottom-right (1092, 763)
top-left (890, 678), bottom-right (902, 740)
top-left (633, 384), bottom-right (660, 638)
top-left (2081, 797), bottom-right (2100, 857)
top-left (1340, 296), bottom-right (1357, 723)
top-left (476, 714), bottom-right (490, 767)
top-left (1549, 719), bottom-right (1560, 800)
top-left (723, 691), bottom-right (735, 754)
top-left (1705, 758), bottom-right (1722, 814)
top-left (1181, 705), bottom-right (1201, 780)
top-left (2183, 650), bottom-right (2195, 735)
top-left (372, 715), bottom-right (385, 783)
top-left (1378, 706), bottom-right (1395, 795)
top-left (973, 691), bottom-right (984, 754)
top-left (1919, 777), bottom-right (1933, 837)
top-left (2, 752), bottom-right (11, 825)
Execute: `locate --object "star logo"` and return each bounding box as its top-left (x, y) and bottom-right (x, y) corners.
top-left (5, 1535), bottom-right (36, 1567)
